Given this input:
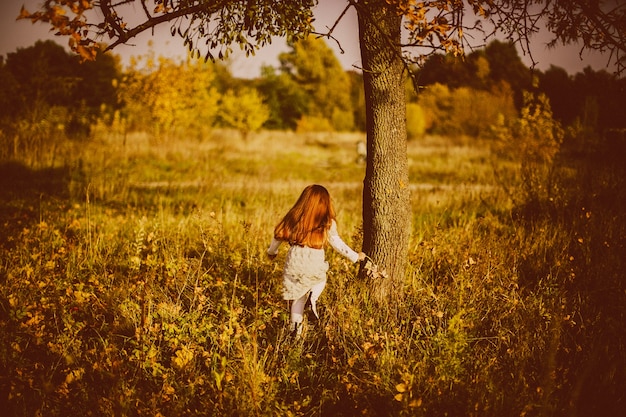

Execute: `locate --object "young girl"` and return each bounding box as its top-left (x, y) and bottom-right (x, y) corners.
top-left (267, 184), bottom-right (365, 336)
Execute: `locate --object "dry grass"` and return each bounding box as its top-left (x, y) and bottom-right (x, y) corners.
top-left (0, 129), bottom-right (624, 417)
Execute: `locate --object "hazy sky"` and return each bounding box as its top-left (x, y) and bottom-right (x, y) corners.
top-left (1, 0), bottom-right (617, 78)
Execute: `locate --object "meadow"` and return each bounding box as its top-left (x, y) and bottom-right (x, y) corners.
top-left (0, 129), bottom-right (624, 416)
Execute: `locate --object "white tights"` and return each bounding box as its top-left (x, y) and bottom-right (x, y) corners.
top-left (290, 280), bottom-right (327, 324)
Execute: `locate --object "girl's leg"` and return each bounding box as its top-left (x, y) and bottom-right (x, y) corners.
top-left (308, 279), bottom-right (327, 318)
top-left (290, 292), bottom-right (309, 327)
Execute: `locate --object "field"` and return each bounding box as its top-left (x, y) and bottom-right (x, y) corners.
top-left (1, 130), bottom-right (624, 416)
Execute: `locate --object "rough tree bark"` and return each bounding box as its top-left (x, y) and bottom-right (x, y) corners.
top-left (357, 1), bottom-right (411, 300)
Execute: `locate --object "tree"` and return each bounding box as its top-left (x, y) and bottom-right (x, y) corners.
top-left (357, 1), bottom-right (410, 298)
top-left (118, 55), bottom-right (219, 137)
top-left (347, 70), bottom-right (367, 132)
top-left (257, 66), bottom-right (310, 130)
top-left (218, 87), bottom-right (270, 139)
top-left (416, 52), bottom-right (473, 88)
top-left (20, 0), bottom-right (626, 296)
top-left (0, 40), bottom-right (121, 162)
top-left (484, 40), bottom-right (534, 107)
top-left (279, 35), bottom-right (354, 131)
top-left (539, 65), bottom-right (578, 125)
top-left (572, 67), bottom-right (626, 131)
top-left (0, 58), bottom-right (21, 122)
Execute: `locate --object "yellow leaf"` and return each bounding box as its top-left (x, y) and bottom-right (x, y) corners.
top-left (394, 393), bottom-right (404, 402)
top-left (409, 398), bottom-right (423, 408)
top-left (173, 346), bottom-right (194, 369)
top-left (18, 6), bottom-right (31, 19)
top-left (396, 383), bottom-right (407, 393)
top-left (65, 368), bottom-right (85, 384)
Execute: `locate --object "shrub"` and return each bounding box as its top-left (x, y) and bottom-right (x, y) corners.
top-left (490, 92), bottom-right (564, 213)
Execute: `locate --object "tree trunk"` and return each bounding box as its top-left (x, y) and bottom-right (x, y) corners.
top-left (357, 1), bottom-right (410, 300)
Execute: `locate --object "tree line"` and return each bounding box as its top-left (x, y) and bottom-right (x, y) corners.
top-left (0, 37), bottom-right (624, 164)
top-left (410, 40), bottom-right (626, 140)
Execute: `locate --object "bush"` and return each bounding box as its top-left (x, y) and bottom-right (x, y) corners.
top-left (417, 82), bottom-right (517, 138)
top-left (490, 92), bottom-right (564, 212)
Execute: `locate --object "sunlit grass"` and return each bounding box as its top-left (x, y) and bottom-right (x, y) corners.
top-left (1, 129), bottom-right (624, 416)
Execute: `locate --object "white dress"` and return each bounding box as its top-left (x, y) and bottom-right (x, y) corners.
top-left (267, 220), bottom-right (359, 300)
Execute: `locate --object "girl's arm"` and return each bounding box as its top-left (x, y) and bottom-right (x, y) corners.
top-left (328, 221), bottom-right (362, 263)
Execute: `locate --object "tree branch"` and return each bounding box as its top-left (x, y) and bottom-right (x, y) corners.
top-left (98, 0), bottom-right (232, 51)
top-left (311, 2), bottom-right (355, 55)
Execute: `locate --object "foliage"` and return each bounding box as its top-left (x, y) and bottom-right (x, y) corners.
top-left (347, 70), bottom-right (367, 132)
top-left (490, 92), bottom-right (564, 210)
top-left (18, 1), bottom-right (626, 75)
top-left (256, 41), bottom-right (363, 133)
top-left (0, 41), bottom-right (121, 163)
top-left (19, 0), bottom-right (316, 62)
top-left (257, 66), bottom-right (310, 130)
top-left (416, 40), bottom-right (533, 109)
top-left (483, 40), bottom-right (534, 107)
top-left (279, 36), bottom-right (355, 131)
top-left (541, 66), bottom-right (626, 142)
top-left (118, 55), bottom-right (219, 138)
top-left (218, 88), bottom-right (270, 139)
top-left (416, 82), bottom-right (517, 138)
top-left (416, 41), bottom-right (626, 135)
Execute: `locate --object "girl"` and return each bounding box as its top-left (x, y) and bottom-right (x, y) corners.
top-left (267, 184), bottom-right (365, 336)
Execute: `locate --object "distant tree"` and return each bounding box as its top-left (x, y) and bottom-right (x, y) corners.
top-left (347, 70), bottom-right (367, 132)
top-left (417, 82), bottom-right (516, 138)
top-left (5, 40), bottom-right (120, 114)
top-left (538, 65), bottom-right (626, 136)
top-left (74, 49), bottom-right (121, 112)
top-left (484, 40), bottom-right (534, 107)
top-left (465, 52), bottom-right (492, 90)
top-left (209, 61), bottom-right (239, 94)
top-left (279, 36), bottom-right (354, 131)
top-left (417, 40), bottom-right (533, 110)
top-left (538, 66), bottom-right (577, 125)
top-left (406, 102), bottom-right (427, 139)
top-left (4, 41), bottom-right (76, 110)
top-left (295, 115), bottom-right (334, 133)
top-left (257, 65), bottom-right (309, 130)
top-left (572, 67), bottom-right (626, 131)
top-left (122, 56), bottom-right (219, 137)
top-left (0, 59), bottom-right (20, 122)
top-left (218, 88), bottom-right (270, 139)
top-left (1, 40), bottom-right (120, 139)
top-left (416, 52), bottom-right (473, 88)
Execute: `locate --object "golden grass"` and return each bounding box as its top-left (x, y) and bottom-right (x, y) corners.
top-left (1, 129), bottom-right (624, 417)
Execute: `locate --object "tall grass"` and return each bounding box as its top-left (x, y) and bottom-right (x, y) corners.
top-left (0, 129), bottom-right (623, 416)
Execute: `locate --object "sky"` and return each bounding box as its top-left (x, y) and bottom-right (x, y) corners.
top-left (0, 0), bottom-right (618, 79)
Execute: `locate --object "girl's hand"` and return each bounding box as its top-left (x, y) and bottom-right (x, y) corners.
top-left (357, 252), bottom-right (366, 262)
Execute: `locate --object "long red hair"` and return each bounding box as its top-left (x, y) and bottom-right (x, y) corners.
top-left (274, 184), bottom-right (335, 249)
